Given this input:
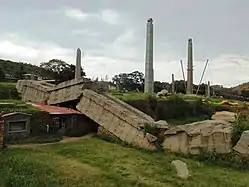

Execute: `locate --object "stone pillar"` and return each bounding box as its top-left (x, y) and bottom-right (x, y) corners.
top-left (172, 74), bottom-right (175, 93)
top-left (75, 48), bottom-right (82, 79)
top-left (30, 73), bottom-right (34, 80)
top-left (207, 81), bottom-right (211, 98)
top-left (144, 18), bottom-right (154, 93)
top-left (186, 38), bottom-right (193, 94)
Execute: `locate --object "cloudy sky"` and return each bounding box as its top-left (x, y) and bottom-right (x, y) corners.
top-left (0, 0), bottom-right (248, 87)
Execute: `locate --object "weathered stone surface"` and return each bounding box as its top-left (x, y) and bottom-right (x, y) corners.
top-left (16, 80), bottom-right (51, 103)
top-left (77, 89), bottom-right (157, 150)
top-left (211, 111), bottom-right (236, 122)
top-left (233, 130), bottom-right (249, 158)
top-left (153, 120), bottom-right (169, 129)
top-left (48, 78), bottom-right (85, 105)
top-left (163, 120), bottom-right (232, 155)
top-left (156, 89), bottom-right (168, 97)
top-left (171, 160), bottom-right (189, 179)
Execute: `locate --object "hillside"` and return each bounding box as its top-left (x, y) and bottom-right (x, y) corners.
top-left (231, 82), bottom-right (249, 94)
top-left (0, 59), bottom-right (45, 81)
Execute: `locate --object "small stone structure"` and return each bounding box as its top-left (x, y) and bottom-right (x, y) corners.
top-left (2, 112), bottom-right (32, 139)
top-left (163, 119), bottom-right (232, 155)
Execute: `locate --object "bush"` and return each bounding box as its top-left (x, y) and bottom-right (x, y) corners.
top-left (0, 82), bottom-right (21, 100)
top-left (125, 95), bottom-right (214, 124)
top-left (231, 113), bottom-right (249, 146)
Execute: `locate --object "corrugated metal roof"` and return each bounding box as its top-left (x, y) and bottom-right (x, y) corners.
top-left (29, 102), bottom-right (82, 115)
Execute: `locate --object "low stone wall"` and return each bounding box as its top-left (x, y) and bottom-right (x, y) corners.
top-left (77, 89), bottom-right (157, 150)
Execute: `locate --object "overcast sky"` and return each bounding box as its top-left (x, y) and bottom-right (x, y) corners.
top-left (0, 0), bottom-right (248, 87)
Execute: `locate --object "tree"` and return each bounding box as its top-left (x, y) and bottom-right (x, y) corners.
top-left (15, 65), bottom-right (26, 80)
top-left (0, 68), bottom-right (5, 81)
top-left (112, 71), bottom-right (144, 91)
top-left (40, 59), bottom-right (85, 83)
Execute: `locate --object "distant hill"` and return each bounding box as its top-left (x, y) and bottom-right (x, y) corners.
top-left (0, 59), bottom-right (46, 81)
top-left (231, 82), bottom-right (249, 94)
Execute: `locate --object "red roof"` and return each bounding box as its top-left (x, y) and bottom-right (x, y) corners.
top-left (29, 102), bottom-right (82, 115)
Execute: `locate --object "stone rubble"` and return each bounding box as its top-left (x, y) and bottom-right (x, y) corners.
top-left (233, 130), bottom-right (249, 158)
top-left (211, 111), bottom-right (236, 123)
top-left (163, 119), bottom-right (232, 155)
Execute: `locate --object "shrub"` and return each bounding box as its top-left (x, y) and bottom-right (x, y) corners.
top-left (0, 82), bottom-right (21, 100)
top-left (231, 113), bottom-right (249, 146)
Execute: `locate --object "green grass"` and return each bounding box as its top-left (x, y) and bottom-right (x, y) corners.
top-left (111, 91), bottom-right (156, 101)
top-left (0, 102), bottom-right (39, 113)
top-left (6, 134), bottom-right (62, 145)
top-left (0, 99), bottom-right (25, 104)
top-left (0, 137), bottom-right (248, 187)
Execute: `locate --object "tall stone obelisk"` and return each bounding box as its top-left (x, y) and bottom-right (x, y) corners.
top-left (144, 18), bottom-right (154, 93)
top-left (186, 38), bottom-right (193, 94)
top-left (172, 74), bottom-right (175, 93)
top-left (207, 81), bottom-right (211, 98)
top-left (75, 48), bottom-right (82, 79)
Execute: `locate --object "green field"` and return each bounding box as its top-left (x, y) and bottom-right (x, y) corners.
top-left (0, 137), bottom-right (248, 187)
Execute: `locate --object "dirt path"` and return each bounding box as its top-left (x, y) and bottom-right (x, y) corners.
top-left (9, 133), bottom-right (95, 149)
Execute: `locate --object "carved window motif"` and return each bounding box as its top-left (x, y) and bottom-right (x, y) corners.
top-left (9, 121), bottom-right (26, 132)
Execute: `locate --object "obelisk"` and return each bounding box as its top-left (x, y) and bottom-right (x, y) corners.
top-left (75, 48), bottom-right (81, 79)
top-left (207, 81), bottom-right (211, 98)
top-left (172, 74), bottom-right (175, 93)
top-left (186, 38), bottom-right (193, 94)
top-left (144, 18), bottom-right (154, 93)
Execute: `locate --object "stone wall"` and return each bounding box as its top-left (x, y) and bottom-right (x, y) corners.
top-left (77, 89), bottom-right (157, 150)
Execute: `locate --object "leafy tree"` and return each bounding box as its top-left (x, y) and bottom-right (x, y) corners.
top-left (112, 71), bottom-right (144, 91)
top-left (0, 68), bottom-right (5, 82)
top-left (154, 81), bottom-right (170, 93)
top-left (15, 65), bottom-right (26, 80)
top-left (40, 59), bottom-right (85, 83)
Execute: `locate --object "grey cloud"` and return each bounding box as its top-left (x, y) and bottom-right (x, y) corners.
top-left (0, 0), bottom-right (249, 86)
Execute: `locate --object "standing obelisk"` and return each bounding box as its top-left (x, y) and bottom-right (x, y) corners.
top-left (144, 18), bottom-right (154, 93)
top-left (75, 48), bottom-right (82, 79)
top-left (172, 74), bottom-right (175, 94)
top-left (186, 38), bottom-right (193, 94)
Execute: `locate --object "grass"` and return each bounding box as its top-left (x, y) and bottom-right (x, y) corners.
top-left (0, 98), bottom-right (39, 113)
top-left (0, 102), bottom-right (39, 113)
top-left (6, 134), bottom-right (63, 145)
top-left (0, 137), bottom-right (248, 187)
top-left (0, 99), bottom-right (25, 104)
top-left (110, 91), bottom-right (156, 101)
